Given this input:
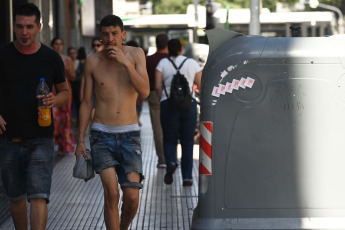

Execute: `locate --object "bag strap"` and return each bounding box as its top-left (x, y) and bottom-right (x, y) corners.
top-left (162, 80), bottom-right (169, 100)
top-left (167, 57), bottom-right (189, 71)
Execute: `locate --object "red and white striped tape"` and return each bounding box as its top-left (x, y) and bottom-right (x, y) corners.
top-left (199, 122), bottom-right (212, 175)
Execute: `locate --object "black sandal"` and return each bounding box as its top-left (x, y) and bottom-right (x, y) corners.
top-left (183, 179), bottom-right (193, 186)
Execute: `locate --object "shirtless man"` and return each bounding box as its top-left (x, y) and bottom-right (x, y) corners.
top-left (75, 15), bottom-right (149, 230)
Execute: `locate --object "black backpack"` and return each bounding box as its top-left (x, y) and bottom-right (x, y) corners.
top-left (163, 57), bottom-right (192, 110)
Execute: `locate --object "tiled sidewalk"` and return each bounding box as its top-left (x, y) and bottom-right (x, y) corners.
top-left (0, 102), bottom-right (199, 230)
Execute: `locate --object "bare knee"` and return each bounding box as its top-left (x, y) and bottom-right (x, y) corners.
top-left (100, 167), bottom-right (120, 209)
top-left (104, 187), bottom-right (120, 208)
top-left (121, 186), bottom-right (139, 211)
top-left (10, 196), bottom-right (28, 215)
top-left (124, 192), bottom-right (139, 206)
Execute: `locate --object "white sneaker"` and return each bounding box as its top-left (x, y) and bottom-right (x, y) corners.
top-left (157, 163), bottom-right (167, 168)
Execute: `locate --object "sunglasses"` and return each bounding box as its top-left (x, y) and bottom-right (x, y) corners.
top-left (92, 43), bottom-right (102, 48)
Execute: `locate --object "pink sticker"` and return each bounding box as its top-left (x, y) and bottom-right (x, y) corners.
top-left (239, 77), bottom-right (247, 89)
top-left (245, 77), bottom-right (255, 88)
top-left (225, 82), bottom-right (233, 93)
top-left (212, 86), bottom-right (220, 97)
top-left (218, 84), bottom-right (226, 95)
top-left (231, 79), bottom-right (240, 90)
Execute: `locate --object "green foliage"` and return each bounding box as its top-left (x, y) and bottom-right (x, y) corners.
top-left (153, 0), bottom-right (191, 14)
top-left (151, 0), bottom-right (344, 14)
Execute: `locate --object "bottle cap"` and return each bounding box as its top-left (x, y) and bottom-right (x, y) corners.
top-left (40, 78), bottom-right (45, 81)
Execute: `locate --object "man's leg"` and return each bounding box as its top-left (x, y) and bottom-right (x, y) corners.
top-left (179, 99), bottom-right (197, 181)
top-left (100, 167), bottom-right (121, 230)
top-left (120, 172), bottom-right (140, 230)
top-left (30, 198), bottom-right (48, 230)
top-left (147, 92), bottom-right (165, 165)
top-left (10, 196), bottom-right (28, 230)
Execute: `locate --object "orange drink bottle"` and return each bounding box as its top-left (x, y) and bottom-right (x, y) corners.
top-left (37, 78), bottom-right (52, 127)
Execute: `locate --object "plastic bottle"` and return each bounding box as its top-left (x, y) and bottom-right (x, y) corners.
top-left (37, 78), bottom-right (52, 127)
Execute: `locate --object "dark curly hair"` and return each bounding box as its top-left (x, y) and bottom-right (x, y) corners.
top-left (100, 15), bottom-right (124, 31)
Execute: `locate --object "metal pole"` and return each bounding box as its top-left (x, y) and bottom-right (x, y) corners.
top-left (318, 3), bottom-right (344, 34)
top-left (194, 0), bottom-right (199, 25)
top-left (8, 0), bottom-right (13, 42)
top-left (249, 0), bottom-right (261, 35)
top-left (193, 0), bottom-right (199, 43)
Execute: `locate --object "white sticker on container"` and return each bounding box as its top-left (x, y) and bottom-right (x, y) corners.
top-left (225, 82), bottom-right (233, 93)
top-left (245, 77), bottom-right (255, 88)
top-left (227, 65), bottom-right (236, 72)
top-left (231, 79), bottom-right (240, 90)
top-left (212, 86), bottom-right (220, 97)
top-left (239, 77), bottom-right (247, 89)
top-left (220, 70), bottom-right (228, 78)
top-left (218, 84), bottom-right (226, 95)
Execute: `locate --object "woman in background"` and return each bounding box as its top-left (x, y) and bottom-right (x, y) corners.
top-left (155, 39), bottom-right (202, 186)
top-left (126, 40), bottom-right (143, 126)
top-left (51, 37), bottom-right (76, 155)
top-left (68, 46), bottom-right (86, 122)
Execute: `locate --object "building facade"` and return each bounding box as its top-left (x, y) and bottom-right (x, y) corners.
top-left (1, 0), bottom-right (113, 54)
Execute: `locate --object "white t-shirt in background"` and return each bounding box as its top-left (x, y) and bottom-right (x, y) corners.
top-left (156, 55), bottom-right (201, 102)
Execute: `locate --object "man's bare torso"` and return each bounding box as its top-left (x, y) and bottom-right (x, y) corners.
top-left (88, 46), bottom-right (138, 126)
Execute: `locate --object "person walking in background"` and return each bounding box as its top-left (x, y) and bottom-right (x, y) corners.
top-left (146, 34), bottom-right (169, 168)
top-left (75, 15), bottom-right (149, 230)
top-left (126, 40), bottom-right (143, 126)
top-left (155, 39), bottom-right (202, 186)
top-left (89, 36), bottom-right (104, 55)
top-left (81, 37), bottom-right (104, 120)
top-left (81, 37), bottom-right (104, 99)
top-left (79, 39), bottom-right (105, 154)
top-left (51, 37), bottom-right (76, 156)
top-left (68, 46), bottom-right (86, 123)
top-left (77, 47), bottom-right (87, 104)
top-left (0, 3), bottom-right (70, 230)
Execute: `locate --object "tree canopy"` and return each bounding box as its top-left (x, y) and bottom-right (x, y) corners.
top-left (151, 0), bottom-right (345, 14)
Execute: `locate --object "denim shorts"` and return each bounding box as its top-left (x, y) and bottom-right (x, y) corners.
top-left (90, 130), bottom-right (144, 189)
top-left (0, 137), bottom-right (54, 203)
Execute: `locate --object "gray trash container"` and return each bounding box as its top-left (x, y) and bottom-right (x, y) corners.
top-left (192, 29), bottom-right (345, 230)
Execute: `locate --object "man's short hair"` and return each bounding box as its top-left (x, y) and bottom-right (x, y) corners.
top-left (100, 15), bottom-right (124, 31)
top-left (156, 34), bottom-right (168, 50)
top-left (13, 3), bottom-right (41, 25)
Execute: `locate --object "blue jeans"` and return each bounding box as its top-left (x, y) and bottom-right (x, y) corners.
top-left (160, 99), bottom-right (197, 180)
top-left (0, 137), bottom-right (54, 203)
top-left (90, 130), bottom-right (144, 189)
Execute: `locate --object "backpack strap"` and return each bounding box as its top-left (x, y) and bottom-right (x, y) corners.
top-left (162, 80), bottom-right (169, 100)
top-left (167, 57), bottom-right (189, 71)
top-left (178, 57), bottom-right (189, 70)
